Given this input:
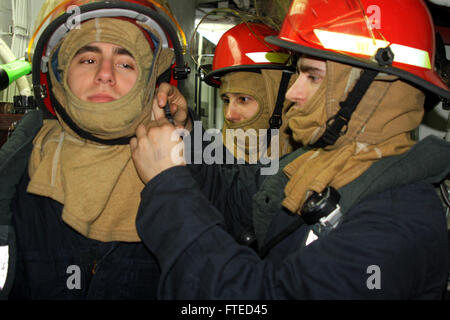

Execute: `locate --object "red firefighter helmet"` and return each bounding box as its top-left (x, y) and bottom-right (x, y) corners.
top-left (203, 22), bottom-right (293, 87)
top-left (266, 0), bottom-right (449, 99)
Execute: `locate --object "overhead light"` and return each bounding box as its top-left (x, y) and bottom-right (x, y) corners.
top-left (195, 18), bottom-right (234, 45)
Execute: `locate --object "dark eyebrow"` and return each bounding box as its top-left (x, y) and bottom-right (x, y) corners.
top-left (73, 45), bottom-right (134, 58)
top-left (299, 64), bottom-right (326, 75)
top-left (113, 47), bottom-right (134, 58)
top-left (74, 45), bottom-right (101, 56)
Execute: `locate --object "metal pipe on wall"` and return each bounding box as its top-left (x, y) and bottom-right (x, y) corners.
top-left (0, 37), bottom-right (31, 97)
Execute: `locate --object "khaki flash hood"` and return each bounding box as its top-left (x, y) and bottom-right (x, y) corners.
top-left (27, 17), bottom-right (174, 242)
top-left (282, 60), bottom-right (425, 215)
top-left (220, 69), bottom-right (296, 162)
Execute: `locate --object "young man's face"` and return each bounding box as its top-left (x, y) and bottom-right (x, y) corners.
top-left (221, 92), bottom-right (259, 123)
top-left (67, 42), bottom-right (138, 102)
top-left (285, 56), bottom-right (326, 110)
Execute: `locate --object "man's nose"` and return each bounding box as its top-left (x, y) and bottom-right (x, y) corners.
top-left (225, 102), bottom-right (242, 122)
top-left (96, 59), bottom-right (116, 85)
top-left (286, 75), bottom-right (307, 106)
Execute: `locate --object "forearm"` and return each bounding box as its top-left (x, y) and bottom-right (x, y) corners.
top-left (136, 166), bottom-right (267, 299)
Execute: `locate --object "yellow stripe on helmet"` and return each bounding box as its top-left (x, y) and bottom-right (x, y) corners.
top-left (245, 52), bottom-right (290, 64)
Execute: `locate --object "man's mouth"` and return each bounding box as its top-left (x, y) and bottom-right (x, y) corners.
top-left (286, 102), bottom-right (301, 112)
top-left (87, 93), bottom-right (116, 102)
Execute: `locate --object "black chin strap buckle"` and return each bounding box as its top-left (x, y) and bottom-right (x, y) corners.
top-left (313, 113), bottom-right (349, 148)
top-left (325, 112), bottom-right (349, 138)
top-left (309, 69), bottom-right (379, 149)
top-left (269, 114), bottom-right (282, 129)
top-left (329, 114), bottom-right (349, 136)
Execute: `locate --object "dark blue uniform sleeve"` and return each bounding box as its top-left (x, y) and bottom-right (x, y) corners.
top-left (181, 112), bottom-right (264, 243)
top-left (136, 166), bottom-right (448, 299)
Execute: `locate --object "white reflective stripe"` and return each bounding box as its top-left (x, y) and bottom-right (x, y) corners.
top-left (314, 29), bottom-right (431, 69)
top-left (0, 245), bottom-right (9, 290)
top-left (245, 52), bottom-right (290, 64)
top-left (389, 43), bottom-right (431, 69)
top-left (314, 29), bottom-right (388, 57)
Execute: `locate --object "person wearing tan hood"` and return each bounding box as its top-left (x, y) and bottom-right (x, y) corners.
top-left (0, 0), bottom-right (190, 299)
top-left (201, 21), bottom-right (299, 163)
top-left (131, 0), bottom-right (450, 299)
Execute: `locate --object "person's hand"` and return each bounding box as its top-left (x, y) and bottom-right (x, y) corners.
top-left (155, 82), bottom-right (192, 131)
top-left (130, 101), bottom-right (186, 184)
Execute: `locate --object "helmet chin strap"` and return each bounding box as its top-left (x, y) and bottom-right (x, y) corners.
top-left (309, 68), bottom-right (379, 149)
top-left (264, 69), bottom-right (294, 147)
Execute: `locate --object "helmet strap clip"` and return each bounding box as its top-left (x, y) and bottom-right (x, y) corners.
top-left (310, 68), bottom-right (379, 148)
top-left (375, 46), bottom-right (394, 67)
top-left (173, 64), bottom-right (191, 80)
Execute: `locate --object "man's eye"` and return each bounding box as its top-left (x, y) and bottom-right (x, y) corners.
top-left (221, 97), bottom-right (230, 104)
top-left (308, 74), bottom-right (321, 82)
top-left (239, 96), bottom-right (250, 103)
top-left (81, 59), bottom-right (95, 64)
top-left (117, 63), bottom-right (135, 70)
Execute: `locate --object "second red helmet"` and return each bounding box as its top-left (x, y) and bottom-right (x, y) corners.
top-left (203, 22), bottom-right (292, 87)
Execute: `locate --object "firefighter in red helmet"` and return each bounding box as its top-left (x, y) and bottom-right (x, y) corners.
top-left (131, 0), bottom-right (450, 299)
top-left (0, 0), bottom-right (190, 299)
top-left (201, 21), bottom-right (298, 162)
